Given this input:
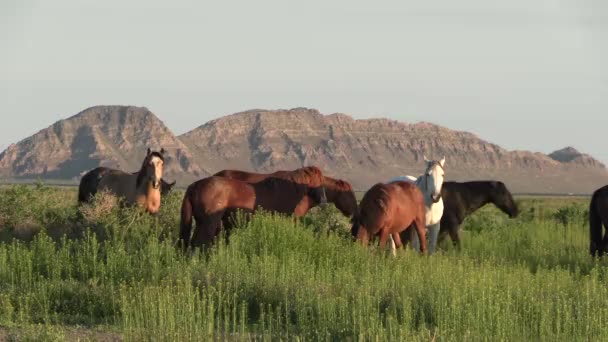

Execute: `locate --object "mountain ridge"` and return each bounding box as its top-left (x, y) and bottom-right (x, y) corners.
top-left (0, 105), bottom-right (606, 194)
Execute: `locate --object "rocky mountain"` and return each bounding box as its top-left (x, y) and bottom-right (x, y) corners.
top-left (1, 106), bottom-right (606, 194)
top-left (180, 108), bottom-right (607, 194)
top-left (0, 106), bottom-right (205, 184)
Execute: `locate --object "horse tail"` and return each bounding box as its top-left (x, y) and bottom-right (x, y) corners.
top-left (590, 190), bottom-right (604, 257)
top-left (180, 184), bottom-right (195, 250)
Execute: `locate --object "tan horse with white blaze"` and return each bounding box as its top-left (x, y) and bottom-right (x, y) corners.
top-left (96, 148), bottom-right (166, 214)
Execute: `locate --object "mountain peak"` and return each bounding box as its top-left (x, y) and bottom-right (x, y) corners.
top-left (549, 146), bottom-right (604, 168)
top-left (0, 105), bottom-right (205, 183)
top-left (1, 106), bottom-right (606, 193)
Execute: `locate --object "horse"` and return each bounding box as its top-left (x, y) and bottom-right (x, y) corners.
top-left (214, 168), bottom-right (357, 219)
top-left (399, 181), bottom-right (519, 250)
top-left (322, 176), bottom-right (358, 218)
top-left (590, 185), bottom-right (608, 257)
top-left (179, 176), bottom-right (326, 250)
top-left (388, 156), bottom-right (445, 254)
top-left (89, 148), bottom-right (166, 214)
top-left (351, 181), bottom-right (427, 256)
top-left (78, 166), bottom-right (175, 203)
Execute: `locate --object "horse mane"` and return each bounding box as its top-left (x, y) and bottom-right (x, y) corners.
top-left (357, 183), bottom-right (391, 229)
top-left (323, 176), bottom-right (353, 192)
top-left (287, 166), bottom-right (324, 186)
top-left (136, 151), bottom-right (165, 188)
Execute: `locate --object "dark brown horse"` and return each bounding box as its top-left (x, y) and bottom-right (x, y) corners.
top-left (215, 168), bottom-right (358, 218)
top-left (83, 148), bottom-right (166, 214)
top-left (590, 185), bottom-right (608, 257)
top-left (78, 166), bottom-right (175, 203)
top-left (398, 180), bottom-right (519, 250)
top-left (180, 176), bottom-right (326, 250)
top-left (351, 181), bottom-right (427, 255)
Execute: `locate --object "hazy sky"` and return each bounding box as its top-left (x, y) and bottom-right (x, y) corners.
top-left (1, 0), bottom-right (607, 162)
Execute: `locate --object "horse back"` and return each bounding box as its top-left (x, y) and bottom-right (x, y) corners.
top-left (189, 177), bottom-right (256, 215)
top-left (214, 169), bottom-right (270, 184)
top-left (97, 170), bottom-right (138, 203)
top-left (253, 177), bottom-right (308, 215)
top-left (390, 182), bottom-right (426, 222)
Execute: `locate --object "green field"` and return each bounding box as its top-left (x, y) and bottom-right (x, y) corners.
top-left (0, 183), bottom-right (606, 341)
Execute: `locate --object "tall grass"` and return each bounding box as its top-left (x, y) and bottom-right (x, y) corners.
top-left (0, 185), bottom-right (606, 340)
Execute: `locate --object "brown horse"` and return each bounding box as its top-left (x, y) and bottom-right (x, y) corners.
top-left (215, 168), bottom-right (358, 218)
top-left (180, 176), bottom-right (326, 250)
top-left (351, 181), bottom-right (427, 255)
top-left (321, 176), bottom-right (358, 218)
top-left (94, 148), bottom-right (166, 214)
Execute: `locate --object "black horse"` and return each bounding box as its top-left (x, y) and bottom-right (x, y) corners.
top-left (590, 185), bottom-right (608, 257)
top-left (437, 181), bottom-right (519, 248)
top-left (396, 180), bottom-right (518, 250)
top-left (78, 166), bottom-right (176, 203)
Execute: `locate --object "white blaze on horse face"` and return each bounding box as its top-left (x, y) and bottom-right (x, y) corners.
top-left (150, 155), bottom-right (164, 189)
top-left (427, 161), bottom-right (444, 199)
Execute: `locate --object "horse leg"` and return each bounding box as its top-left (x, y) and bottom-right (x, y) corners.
top-left (379, 229), bottom-right (391, 255)
top-left (427, 222), bottom-right (440, 255)
top-left (414, 217), bottom-right (427, 255)
top-left (190, 212), bottom-right (224, 252)
top-left (410, 227), bottom-right (421, 252)
top-left (390, 232), bottom-right (404, 257)
top-left (388, 234), bottom-right (397, 257)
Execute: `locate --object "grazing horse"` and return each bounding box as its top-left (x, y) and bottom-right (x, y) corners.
top-left (179, 176), bottom-right (326, 250)
top-left (322, 176), bottom-right (358, 218)
top-left (400, 181), bottom-right (519, 249)
top-left (351, 181), bottom-right (427, 255)
top-left (389, 157), bottom-right (445, 254)
top-left (90, 148), bottom-right (166, 214)
top-left (590, 185), bottom-right (608, 257)
top-left (214, 168), bottom-right (356, 219)
top-left (78, 166), bottom-right (175, 203)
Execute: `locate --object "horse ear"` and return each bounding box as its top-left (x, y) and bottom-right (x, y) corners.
top-left (146, 148), bottom-right (151, 156)
top-left (160, 148), bottom-right (166, 155)
top-left (423, 155), bottom-right (430, 163)
top-left (440, 156), bottom-right (446, 167)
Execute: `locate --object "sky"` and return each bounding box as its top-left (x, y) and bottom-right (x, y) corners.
top-left (1, 0), bottom-right (607, 163)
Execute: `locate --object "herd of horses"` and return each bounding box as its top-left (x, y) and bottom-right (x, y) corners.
top-left (77, 148), bottom-right (608, 257)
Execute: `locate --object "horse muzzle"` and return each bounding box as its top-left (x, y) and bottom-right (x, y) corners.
top-left (431, 193), bottom-right (442, 203)
top-left (152, 180), bottom-right (161, 190)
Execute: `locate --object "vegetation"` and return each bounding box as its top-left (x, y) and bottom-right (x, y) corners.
top-left (0, 184), bottom-right (606, 341)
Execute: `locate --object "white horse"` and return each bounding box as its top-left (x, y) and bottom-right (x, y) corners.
top-left (388, 156), bottom-right (446, 255)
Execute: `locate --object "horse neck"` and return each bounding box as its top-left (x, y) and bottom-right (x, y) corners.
top-left (463, 185), bottom-right (492, 215)
top-left (416, 174), bottom-right (435, 203)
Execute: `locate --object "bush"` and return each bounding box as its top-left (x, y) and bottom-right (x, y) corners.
top-left (552, 204), bottom-right (588, 226)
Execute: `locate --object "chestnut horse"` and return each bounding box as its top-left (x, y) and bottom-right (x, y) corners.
top-left (93, 148), bottom-right (166, 214)
top-left (214, 168), bottom-right (358, 218)
top-left (180, 176), bottom-right (326, 250)
top-left (351, 181), bottom-right (427, 255)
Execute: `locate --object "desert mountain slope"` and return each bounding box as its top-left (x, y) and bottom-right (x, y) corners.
top-left (180, 108), bottom-right (607, 193)
top-left (1, 106), bottom-right (606, 193)
top-left (0, 106), bottom-right (205, 183)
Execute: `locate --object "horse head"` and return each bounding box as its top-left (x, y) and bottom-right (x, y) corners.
top-left (161, 179), bottom-right (176, 195)
top-left (423, 156), bottom-right (446, 203)
top-left (308, 185), bottom-right (328, 206)
top-left (138, 148), bottom-right (166, 189)
top-left (489, 181), bottom-right (519, 218)
top-left (324, 178), bottom-right (358, 218)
